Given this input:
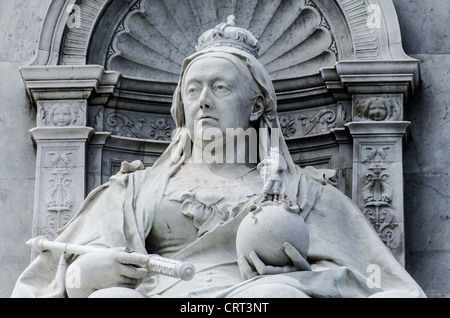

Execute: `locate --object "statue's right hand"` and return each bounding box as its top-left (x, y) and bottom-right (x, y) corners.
top-left (65, 248), bottom-right (149, 298)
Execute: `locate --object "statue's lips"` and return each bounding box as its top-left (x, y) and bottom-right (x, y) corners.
top-left (199, 116), bottom-right (218, 122)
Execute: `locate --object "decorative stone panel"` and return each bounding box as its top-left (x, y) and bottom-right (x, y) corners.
top-left (347, 122), bottom-right (410, 265)
top-left (30, 127), bottom-right (94, 245)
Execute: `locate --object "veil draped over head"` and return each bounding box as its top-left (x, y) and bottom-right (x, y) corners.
top-left (149, 46), bottom-right (302, 203)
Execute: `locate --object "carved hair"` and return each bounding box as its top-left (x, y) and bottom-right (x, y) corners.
top-left (47, 104), bottom-right (77, 126)
top-left (356, 97), bottom-right (392, 121)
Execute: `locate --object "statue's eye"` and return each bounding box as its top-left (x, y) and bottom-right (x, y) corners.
top-left (186, 86), bottom-right (200, 99)
top-left (213, 82), bottom-right (231, 95)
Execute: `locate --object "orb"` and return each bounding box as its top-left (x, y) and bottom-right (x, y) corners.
top-left (236, 203), bottom-right (310, 268)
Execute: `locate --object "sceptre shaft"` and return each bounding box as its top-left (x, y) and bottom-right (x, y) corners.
top-left (27, 236), bottom-right (195, 281)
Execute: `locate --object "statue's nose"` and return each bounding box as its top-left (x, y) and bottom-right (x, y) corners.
top-left (199, 87), bottom-right (213, 110)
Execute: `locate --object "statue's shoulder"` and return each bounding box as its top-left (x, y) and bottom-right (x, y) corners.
top-left (108, 160), bottom-right (150, 186)
top-left (301, 166), bottom-right (337, 186)
top-left (294, 165), bottom-right (339, 217)
top-left (116, 160), bottom-right (146, 175)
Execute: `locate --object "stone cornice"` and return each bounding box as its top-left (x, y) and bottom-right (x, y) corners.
top-left (321, 59), bottom-right (420, 104)
top-left (20, 65), bottom-right (120, 105)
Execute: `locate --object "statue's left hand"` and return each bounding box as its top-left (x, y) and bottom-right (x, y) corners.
top-left (238, 243), bottom-right (311, 280)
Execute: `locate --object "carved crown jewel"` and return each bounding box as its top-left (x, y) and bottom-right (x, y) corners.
top-left (196, 15), bottom-right (261, 58)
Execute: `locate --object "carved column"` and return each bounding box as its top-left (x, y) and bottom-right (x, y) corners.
top-left (20, 65), bottom-right (118, 256)
top-left (336, 60), bottom-right (420, 266)
top-left (347, 121), bottom-right (410, 266)
top-left (29, 126), bottom-right (93, 241)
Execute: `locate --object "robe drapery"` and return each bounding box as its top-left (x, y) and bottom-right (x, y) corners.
top-left (11, 164), bottom-right (425, 298)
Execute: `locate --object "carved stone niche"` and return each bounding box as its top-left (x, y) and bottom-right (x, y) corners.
top-left (25, 0), bottom-right (420, 265)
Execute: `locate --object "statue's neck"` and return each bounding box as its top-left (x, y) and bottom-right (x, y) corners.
top-left (179, 161), bottom-right (257, 181)
top-left (190, 138), bottom-right (258, 166)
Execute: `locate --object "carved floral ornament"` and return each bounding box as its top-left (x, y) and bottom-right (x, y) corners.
top-left (44, 151), bottom-right (76, 212)
top-left (104, 111), bottom-right (174, 141)
top-left (40, 150), bottom-right (77, 240)
top-left (360, 144), bottom-right (397, 250)
top-left (279, 104), bottom-right (349, 139)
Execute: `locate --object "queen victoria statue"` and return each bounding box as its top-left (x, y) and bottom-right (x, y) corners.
top-left (12, 16), bottom-right (425, 298)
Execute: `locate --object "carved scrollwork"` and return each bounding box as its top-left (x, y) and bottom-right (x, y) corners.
top-left (48, 151), bottom-right (73, 167)
top-left (43, 210), bottom-right (73, 239)
top-left (364, 207), bottom-right (397, 249)
top-left (105, 112), bottom-right (146, 138)
top-left (104, 111), bottom-right (175, 141)
top-left (279, 115), bottom-right (297, 138)
top-left (45, 151), bottom-right (76, 213)
top-left (362, 144), bottom-right (393, 207)
top-left (41, 227), bottom-right (57, 241)
top-left (298, 109), bottom-right (337, 136)
top-left (361, 144), bottom-right (397, 250)
top-left (362, 166), bottom-right (392, 205)
top-left (278, 105), bottom-right (349, 139)
top-left (45, 168), bottom-right (74, 212)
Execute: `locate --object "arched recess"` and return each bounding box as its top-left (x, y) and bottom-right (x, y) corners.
top-left (22, 0), bottom-right (420, 264)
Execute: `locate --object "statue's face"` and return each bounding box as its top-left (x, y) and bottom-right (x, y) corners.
top-left (367, 100), bottom-right (388, 121)
top-left (181, 57), bottom-right (257, 143)
top-left (51, 106), bottom-right (72, 126)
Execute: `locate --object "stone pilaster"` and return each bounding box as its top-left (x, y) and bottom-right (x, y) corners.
top-left (335, 60), bottom-right (419, 266)
top-left (20, 65), bottom-right (118, 257)
top-left (347, 121), bottom-right (410, 266)
top-left (29, 127), bottom-right (94, 242)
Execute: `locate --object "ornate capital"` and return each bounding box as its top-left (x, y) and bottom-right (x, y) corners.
top-left (19, 65), bottom-right (120, 107)
top-left (335, 60), bottom-right (420, 104)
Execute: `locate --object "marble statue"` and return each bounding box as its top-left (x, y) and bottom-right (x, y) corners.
top-left (12, 16), bottom-right (425, 298)
top-left (257, 147), bottom-right (287, 202)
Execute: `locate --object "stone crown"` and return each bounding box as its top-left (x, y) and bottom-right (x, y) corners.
top-left (196, 15), bottom-right (261, 59)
